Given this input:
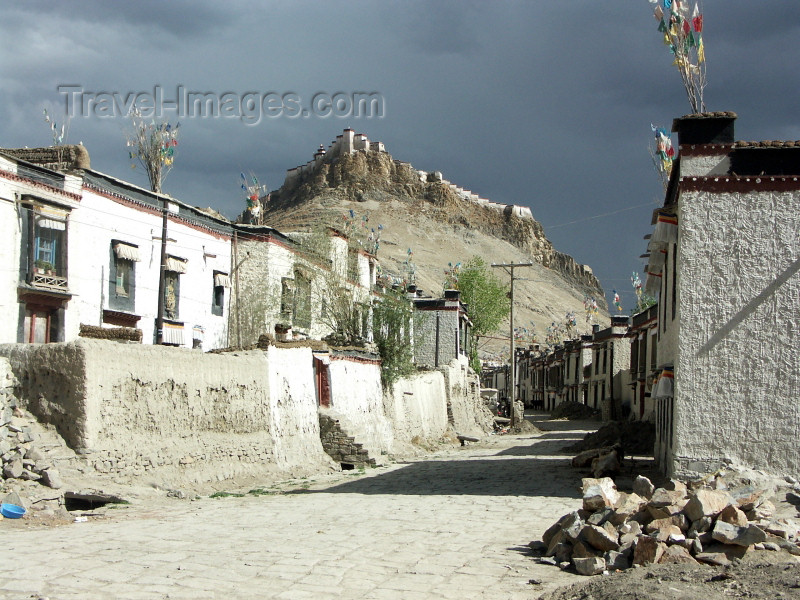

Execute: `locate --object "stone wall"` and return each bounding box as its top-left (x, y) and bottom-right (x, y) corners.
top-left (413, 308), bottom-right (460, 369)
top-left (0, 340), bottom-right (333, 485)
top-left (318, 411), bottom-right (377, 468)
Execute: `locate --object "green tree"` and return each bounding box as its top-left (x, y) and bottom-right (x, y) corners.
top-left (372, 290), bottom-right (415, 389)
top-left (454, 256), bottom-right (511, 372)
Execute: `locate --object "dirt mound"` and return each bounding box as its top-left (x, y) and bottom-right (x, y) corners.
top-left (551, 402), bottom-right (600, 421)
top-left (564, 420), bottom-right (655, 456)
top-left (538, 554), bottom-right (800, 600)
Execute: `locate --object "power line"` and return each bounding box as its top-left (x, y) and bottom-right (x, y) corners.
top-left (543, 201), bottom-right (658, 230)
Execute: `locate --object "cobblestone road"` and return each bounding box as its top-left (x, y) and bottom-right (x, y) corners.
top-left (0, 415), bottom-right (598, 599)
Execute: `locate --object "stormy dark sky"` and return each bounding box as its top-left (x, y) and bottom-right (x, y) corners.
top-left (2, 1), bottom-right (799, 309)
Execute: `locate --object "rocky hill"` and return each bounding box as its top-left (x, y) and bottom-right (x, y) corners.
top-left (256, 132), bottom-right (609, 359)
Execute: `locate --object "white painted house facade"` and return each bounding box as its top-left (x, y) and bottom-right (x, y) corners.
top-left (648, 112), bottom-right (800, 479)
top-left (1, 148), bottom-right (233, 349)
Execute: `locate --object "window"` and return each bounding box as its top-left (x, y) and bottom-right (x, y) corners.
top-left (109, 241), bottom-right (139, 311)
top-left (163, 256), bottom-right (186, 320)
top-left (293, 271), bottom-right (312, 330)
top-left (28, 208), bottom-right (68, 289)
top-left (280, 278), bottom-right (294, 317)
top-left (212, 272), bottom-right (230, 317)
top-left (164, 271), bottom-right (180, 319)
top-left (116, 260), bottom-right (132, 296)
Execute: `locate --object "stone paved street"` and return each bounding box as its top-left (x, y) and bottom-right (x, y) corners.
top-left (0, 415), bottom-right (599, 599)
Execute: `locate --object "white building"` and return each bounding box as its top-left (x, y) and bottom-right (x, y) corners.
top-left (648, 112), bottom-right (800, 479)
top-left (1, 147), bottom-right (233, 349)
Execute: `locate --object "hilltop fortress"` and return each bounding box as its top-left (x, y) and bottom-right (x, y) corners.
top-left (265, 128), bottom-right (602, 300)
top-left (283, 128), bottom-right (535, 222)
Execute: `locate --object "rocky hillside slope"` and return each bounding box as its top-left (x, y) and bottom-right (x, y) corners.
top-left (258, 140), bottom-right (609, 359)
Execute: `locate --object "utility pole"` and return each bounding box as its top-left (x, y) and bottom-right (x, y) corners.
top-left (155, 198), bottom-right (169, 345)
top-left (491, 261), bottom-right (532, 427)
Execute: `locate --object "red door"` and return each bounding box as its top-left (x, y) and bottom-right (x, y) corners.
top-left (314, 357), bottom-right (331, 408)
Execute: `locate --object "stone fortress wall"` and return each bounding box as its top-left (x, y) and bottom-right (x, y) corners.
top-left (283, 129), bottom-right (534, 221)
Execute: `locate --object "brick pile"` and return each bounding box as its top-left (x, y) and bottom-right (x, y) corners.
top-left (534, 475), bottom-right (800, 576)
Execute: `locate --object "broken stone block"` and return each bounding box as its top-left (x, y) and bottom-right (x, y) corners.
top-left (619, 521), bottom-right (643, 546)
top-left (711, 521), bottom-right (766, 547)
top-left (609, 493), bottom-right (647, 526)
top-left (683, 489), bottom-right (732, 522)
top-left (20, 469), bottom-right (41, 481)
top-left (691, 538), bottom-right (703, 555)
top-left (24, 446), bottom-right (44, 462)
top-left (591, 450), bottom-right (620, 478)
top-left (542, 517), bottom-right (566, 548)
top-left (587, 508), bottom-right (613, 527)
top-left (3, 458), bottom-right (22, 479)
top-left (667, 530), bottom-right (687, 545)
top-left (581, 477), bottom-right (620, 512)
top-left (545, 529), bottom-right (567, 557)
top-left (561, 512), bottom-right (584, 542)
top-left (2, 491), bottom-right (25, 508)
top-left (40, 468), bottom-right (63, 489)
top-left (646, 517), bottom-right (677, 534)
top-left (717, 504), bottom-right (748, 527)
top-left (633, 475), bottom-right (655, 499)
top-left (604, 550), bottom-right (630, 571)
top-left (582, 524), bottom-right (619, 552)
top-left (654, 523), bottom-right (684, 543)
top-left (632, 536), bottom-right (666, 566)
top-left (573, 556), bottom-right (606, 576)
top-left (695, 552), bottom-right (730, 566)
top-left (552, 543), bottom-right (573, 564)
top-left (688, 515), bottom-right (713, 538)
top-left (647, 502), bottom-right (685, 520)
top-left (650, 488), bottom-right (687, 508)
top-left (658, 545), bottom-right (698, 564)
top-left (729, 486), bottom-right (763, 512)
top-left (571, 540), bottom-right (598, 559)
top-left (665, 479), bottom-right (688, 495)
top-left (763, 541), bottom-right (781, 551)
top-left (749, 499), bottom-right (775, 521)
top-left (764, 519), bottom-right (800, 540)
top-left (701, 542), bottom-right (749, 560)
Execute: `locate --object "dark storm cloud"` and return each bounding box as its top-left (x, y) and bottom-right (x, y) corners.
top-left (1, 1), bottom-right (798, 310)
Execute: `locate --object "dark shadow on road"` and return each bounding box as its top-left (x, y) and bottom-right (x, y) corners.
top-left (289, 418), bottom-right (602, 498)
top-left (292, 455), bottom-right (583, 498)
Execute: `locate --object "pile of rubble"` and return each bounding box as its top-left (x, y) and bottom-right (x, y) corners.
top-left (1, 358), bottom-right (64, 492)
top-left (534, 475), bottom-right (800, 576)
top-left (550, 401), bottom-right (599, 421)
top-left (564, 420), bottom-right (656, 457)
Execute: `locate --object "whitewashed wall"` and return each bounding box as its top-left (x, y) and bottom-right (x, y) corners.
top-left (674, 188), bottom-right (800, 478)
top-left (0, 164), bottom-right (21, 343)
top-left (327, 356), bottom-right (392, 458)
top-left (72, 187), bottom-right (232, 348)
